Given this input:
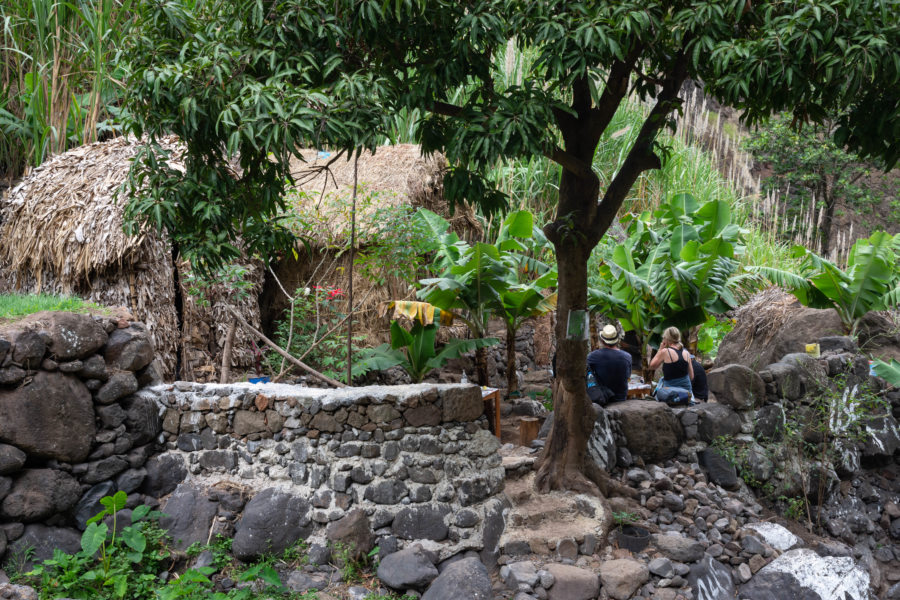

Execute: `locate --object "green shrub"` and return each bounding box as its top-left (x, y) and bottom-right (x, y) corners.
top-left (266, 285), bottom-right (363, 382)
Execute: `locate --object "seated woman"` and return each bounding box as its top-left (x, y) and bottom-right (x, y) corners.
top-left (649, 326), bottom-right (694, 396)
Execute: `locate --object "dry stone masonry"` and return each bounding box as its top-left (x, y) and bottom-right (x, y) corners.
top-left (145, 381), bottom-right (506, 561)
top-left (0, 311), bottom-right (163, 567)
top-left (0, 311), bottom-right (508, 573)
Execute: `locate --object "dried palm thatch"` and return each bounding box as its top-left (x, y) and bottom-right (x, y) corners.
top-left (289, 144), bottom-right (482, 242)
top-left (179, 258), bottom-right (265, 381)
top-left (262, 145), bottom-right (483, 348)
top-left (0, 136), bottom-right (263, 381)
top-left (730, 286), bottom-right (797, 350)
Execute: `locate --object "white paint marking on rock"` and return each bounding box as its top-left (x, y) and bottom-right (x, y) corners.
top-left (744, 522), bottom-right (802, 551)
top-left (760, 548), bottom-right (869, 600)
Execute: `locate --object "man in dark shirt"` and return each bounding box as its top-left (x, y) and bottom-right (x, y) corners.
top-left (691, 357), bottom-right (709, 401)
top-left (587, 325), bottom-right (632, 403)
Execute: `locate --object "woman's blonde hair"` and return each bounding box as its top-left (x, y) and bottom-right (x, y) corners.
top-left (662, 326), bottom-right (682, 346)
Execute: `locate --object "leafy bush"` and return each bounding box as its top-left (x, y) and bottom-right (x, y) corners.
top-left (749, 231), bottom-right (900, 335)
top-left (354, 318), bottom-right (498, 383)
top-left (28, 491), bottom-right (169, 600)
top-left (696, 315), bottom-right (736, 360)
top-left (589, 193), bottom-right (750, 376)
top-left (25, 492), bottom-right (320, 600)
top-left (267, 285), bottom-right (363, 381)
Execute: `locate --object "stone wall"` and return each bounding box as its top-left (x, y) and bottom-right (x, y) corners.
top-left (604, 334), bottom-right (899, 578)
top-left (0, 311), bottom-right (163, 564)
top-left (144, 381), bottom-right (506, 562)
top-left (0, 312), bottom-right (507, 570)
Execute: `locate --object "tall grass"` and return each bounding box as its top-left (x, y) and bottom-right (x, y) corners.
top-left (0, 292), bottom-right (105, 317)
top-left (0, 0), bottom-right (133, 180)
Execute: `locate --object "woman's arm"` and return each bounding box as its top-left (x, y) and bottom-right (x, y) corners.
top-left (648, 345), bottom-right (667, 370)
top-left (685, 350), bottom-right (695, 380)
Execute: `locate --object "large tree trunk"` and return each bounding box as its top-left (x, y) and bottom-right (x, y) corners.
top-left (534, 241), bottom-right (599, 494)
top-left (506, 323), bottom-right (518, 395)
top-left (535, 170), bottom-right (605, 495)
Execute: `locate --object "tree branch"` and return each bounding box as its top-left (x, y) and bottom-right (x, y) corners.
top-left (226, 306), bottom-right (347, 388)
top-left (589, 47), bottom-right (643, 142)
top-left (590, 51), bottom-right (690, 244)
top-left (545, 147), bottom-right (595, 180)
top-left (431, 100), bottom-right (594, 180)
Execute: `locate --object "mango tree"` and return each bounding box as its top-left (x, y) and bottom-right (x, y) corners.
top-left (124, 0), bottom-right (900, 494)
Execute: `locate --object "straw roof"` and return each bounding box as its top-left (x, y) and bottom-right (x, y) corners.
top-left (288, 145), bottom-right (482, 245)
top-left (260, 145), bottom-right (484, 350)
top-left (0, 136), bottom-right (262, 381)
top-left (0, 136), bottom-right (179, 290)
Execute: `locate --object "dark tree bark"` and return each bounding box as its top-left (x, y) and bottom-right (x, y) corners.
top-left (506, 324), bottom-right (518, 395)
top-left (474, 346), bottom-right (489, 387)
top-left (534, 57), bottom-right (689, 495)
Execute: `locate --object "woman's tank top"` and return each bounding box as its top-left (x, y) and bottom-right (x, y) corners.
top-left (662, 347), bottom-right (690, 380)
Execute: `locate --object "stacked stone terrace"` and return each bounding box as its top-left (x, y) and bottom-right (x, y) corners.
top-left (144, 381), bottom-right (506, 560)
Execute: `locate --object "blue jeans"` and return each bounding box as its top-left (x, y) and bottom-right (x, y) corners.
top-left (656, 375), bottom-right (692, 394)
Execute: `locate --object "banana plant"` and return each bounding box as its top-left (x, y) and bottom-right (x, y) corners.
top-left (873, 359), bottom-right (900, 387)
top-left (589, 194), bottom-right (748, 378)
top-left (495, 210), bottom-right (557, 394)
top-left (748, 231), bottom-right (900, 335)
top-left (352, 319), bottom-right (498, 383)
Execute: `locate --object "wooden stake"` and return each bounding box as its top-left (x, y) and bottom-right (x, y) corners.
top-left (220, 321), bottom-right (236, 383)
top-left (520, 417), bottom-right (540, 447)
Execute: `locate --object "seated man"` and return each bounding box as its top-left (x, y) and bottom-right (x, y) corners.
top-left (587, 325), bottom-right (632, 403)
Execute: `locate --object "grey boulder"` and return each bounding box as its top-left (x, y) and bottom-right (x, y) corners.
top-left (160, 484), bottom-right (219, 551)
top-left (232, 488), bottom-right (312, 561)
top-left (0, 371), bottom-right (94, 462)
top-left (1, 469), bottom-right (81, 522)
top-left (377, 544), bottom-right (439, 591)
top-left (422, 557), bottom-right (492, 600)
top-left (104, 324), bottom-right (154, 372)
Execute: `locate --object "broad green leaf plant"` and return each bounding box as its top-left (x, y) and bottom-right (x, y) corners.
top-left (589, 193), bottom-right (747, 378)
top-left (353, 318), bottom-right (498, 383)
top-left (749, 231), bottom-right (900, 335)
top-left (414, 209), bottom-right (557, 391)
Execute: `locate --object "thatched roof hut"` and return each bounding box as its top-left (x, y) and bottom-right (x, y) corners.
top-left (259, 145), bottom-right (483, 345)
top-left (0, 136), bottom-right (263, 381)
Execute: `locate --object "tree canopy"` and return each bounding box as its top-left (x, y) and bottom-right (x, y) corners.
top-left (123, 0), bottom-right (900, 267)
top-left (122, 0), bottom-right (900, 494)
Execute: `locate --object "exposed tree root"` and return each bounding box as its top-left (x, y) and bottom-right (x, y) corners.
top-left (534, 459), bottom-right (600, 496)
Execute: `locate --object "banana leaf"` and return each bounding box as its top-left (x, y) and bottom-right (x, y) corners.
top-left (872, 359), bottom-right (900, 386)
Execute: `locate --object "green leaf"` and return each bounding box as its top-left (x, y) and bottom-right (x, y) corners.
top-left (389, 319), bottom-right (415, 349)
top-left (497, 209), bottom-right (533, 244)
top-left (669, 223), bottom-right (699, 259)
top-left (669, 193), bottom-right (699, 219)
top-left (130, 505), bottom-right (151, 523)
top-left (121, 526), bottom-right (147, 553)
top-left (352, 344), bottom-right (405, 377)
top-left (429, 336), bottom-right (500, 369)
top-left (872, 359), bottom-right (900, 386)
top-left (80, 522), bottom-right (108, 557)
top-left (99, 491), bottom-right (127, 514)
top-left (112, 574), bottom-right (128, 597)
top-left (696, 200), bottom-right (731, 237)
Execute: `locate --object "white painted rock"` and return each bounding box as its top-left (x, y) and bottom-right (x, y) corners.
top-left (744, 522), bottom-right (803, 551)
top-left (739, 548), bottom-right (871, 600)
